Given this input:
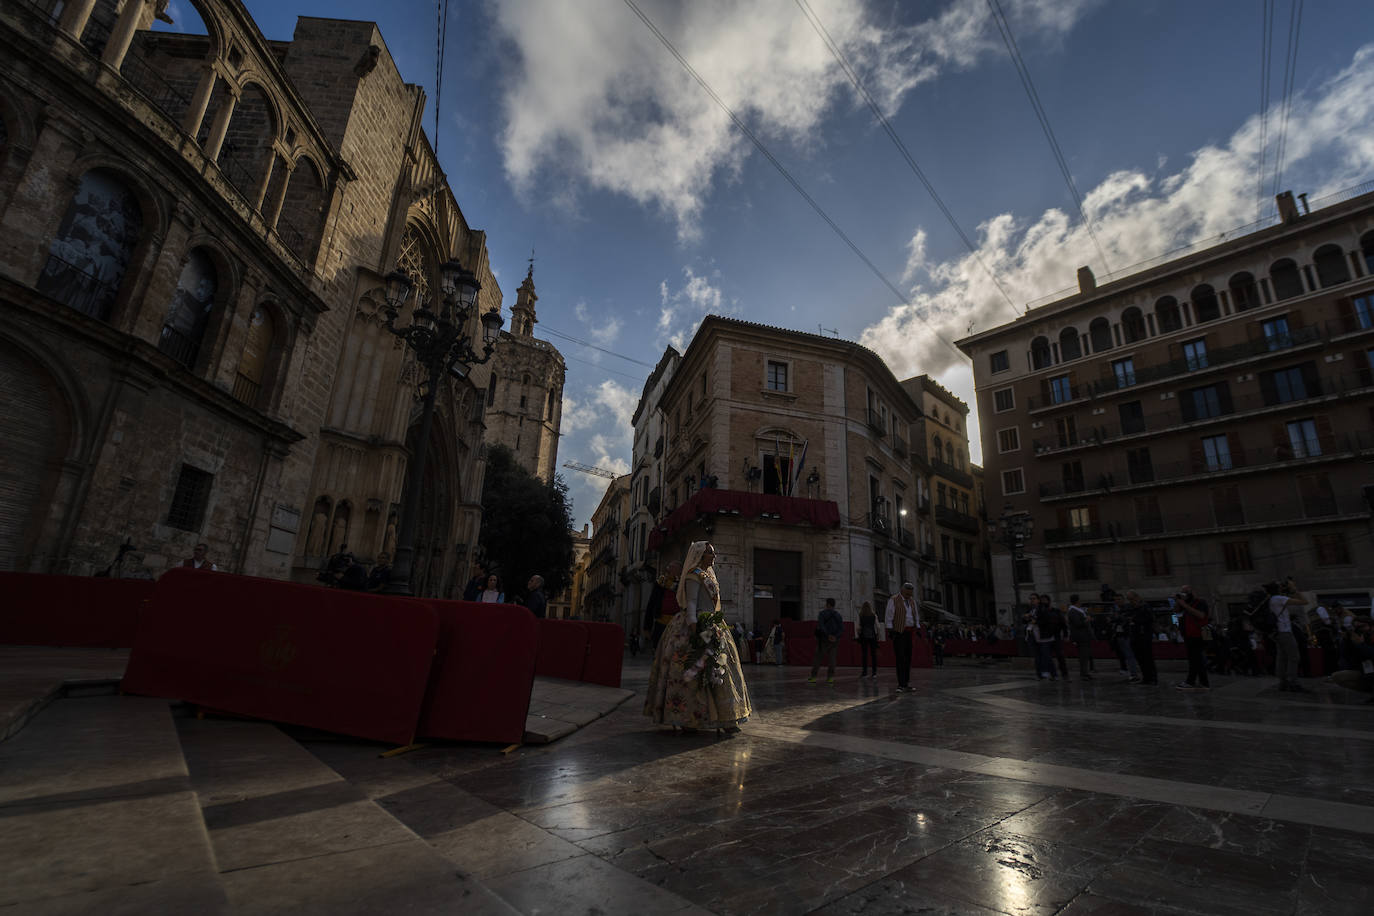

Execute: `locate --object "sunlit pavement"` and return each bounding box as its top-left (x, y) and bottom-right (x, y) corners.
top-left (317, 654), bottom-right (1373, 915)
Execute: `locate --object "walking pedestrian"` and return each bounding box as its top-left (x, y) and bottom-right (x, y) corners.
top-left (1067, 594), bottom-right (1094, 679)
top-left (1174, 585), bottom-right (1211, 690)
top-left (809, 598), bottom-right (844, 685)
top-left (884, 583), bottom-right (920, 692)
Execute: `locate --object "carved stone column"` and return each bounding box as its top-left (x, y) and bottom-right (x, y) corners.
top-left (100, 0), bottom-right (152, 72)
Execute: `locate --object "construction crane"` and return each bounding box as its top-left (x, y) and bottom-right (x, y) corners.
top-left (563, 460), bottom-right (620, 480)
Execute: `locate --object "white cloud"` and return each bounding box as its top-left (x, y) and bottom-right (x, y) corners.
top-left (574, 300), bottom-right (623, 346)
top-left (859, 44), bottom-right (1374, 465)
top-left (560, 379), bottom-right (638, 437)
top-left (492, 0), bottom-right (1096, 238)
top-left (658, 265), bottom-right (734, 350)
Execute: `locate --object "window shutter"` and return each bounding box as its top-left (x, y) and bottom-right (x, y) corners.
top-left (1228, 431), bottom-right (1246, 467)
top-left (1301, 361), bottom-right (1321, 396)
top-left (1337, 297), bottom-right (1354, 321)
top-left (1272, 424), bottom-right (1290, 455)
top-left (1290, 308), bottom-right (1304, 329)
top-left (1056, 508), bottom-right (1070, 529)
top-left (1218, 383), bottom-right (1234, 414)
top-left (1259, 370), bottom-right (1278, 405)
top-left (1189, 440), bottom-right (1205, 473)
top-left (1246, 321), bottom-right (1263, 341)
top-left (1167, 342), bottom-right (1181, 362)
top-left (1180, 393), bottom-right (1197, 422)
top-left (1314, 415), bottom-right (1335, 450)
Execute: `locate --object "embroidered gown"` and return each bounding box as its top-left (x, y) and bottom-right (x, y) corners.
top-left (644, 567), bottom-right (752, 729)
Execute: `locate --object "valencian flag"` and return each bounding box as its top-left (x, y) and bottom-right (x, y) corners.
top-left (790, 440), bottom-right (809, 495)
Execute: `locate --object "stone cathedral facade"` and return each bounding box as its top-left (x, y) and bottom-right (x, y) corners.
top-left (0, 0), bottom-right (513, 598)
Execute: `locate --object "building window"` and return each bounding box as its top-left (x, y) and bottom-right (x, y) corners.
top-left (1287, 418), bottom-right (1321, 458)
top-left (1298, 473), bottom-right (1337, 517)
top-left (1263, 365), bottom-right (1310, 404)
top-left (1119, 401), bottom-right (1145, 435)
top-left (519, 394), bottom-right (527, 408)
top-left (1072, 554), bottom-right (1097, 581)
top-left (937, 482), bottom-right (947, 507)
top-left (1142, 547), bottom-right (1170, 577)
top-left (1031, 336), bottom-right (1052, 369)
top-left (1212, 485), bottom-right (1245, 526)
top-left (1229, 272), bottom-right (1260, 310)
top-left (1048, 374), bottom-right (1073, 403)
top-left (1270, 259), bottom-right (1303, 300)
top-left (38, 169), bottom-right (144, 322)
top-left (990, 350), bottom-right (1010, 373)
top-left (1126, 447), bottom-right (1153, 484)
top-left (993, 388), bottom-right (1015, 412)
top-left (1089, 317), bottom-right (1113, 351)
top-left (1013, 558), bottom-right (1033, 584)
top-left (1155, 296), bottom-right (1182, 332)
top-left (1261, 316), bottom-right (1292, 350)
top-left (1001, 468), bottom-right (1025, 495)
top-left (1313, 533), bottom-right (1351, 566)
top-left (1201, 434), bottom-right (1233, 471)
top-left (1067, 506), bottom-right (1094, 534)
top-left (766, 360), bottom-right (789, 391)
top-left (1181, 383), bottom-right (1229, 421)
top-left (1182, 338), bottom-right (1208, 371)
top-left (167, 464), bottom-right (213, 531)
top-left (1134, 494), bottom-right (1163, 534)
top-left (1223, 541), bottom-right (1253, 571)
top-left (1192, 284), bottom-right (1221, 322)
top-left (1055, 415), bottom-right (1077, 449)
top-left (1061, 460), bottom-right (1085, 492)
top-left (997, 427), bottom-right (1020, 453)
top-left (1353, 295), bottom-right (1374, 330)
top-left (1111, 358), bottom-right (1136, 388)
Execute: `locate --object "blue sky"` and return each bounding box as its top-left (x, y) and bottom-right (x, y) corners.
top-left (167, 1), bottom-right (1374, 527)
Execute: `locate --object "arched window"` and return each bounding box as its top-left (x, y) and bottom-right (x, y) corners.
top-left (1313, 244), bottom-right (1350, 288)
top-left (396, 226), bottom-right (435, 312)
top-left (1191, 284), bottom-right (1220, 323)
top-left (1155, 296), bottom-right (1182, 332)
top-left (217, 83), bottom-right (277, 203)
top-left (1030, 336), bottom-right (1052, 369)
top-left (956, 449), bottom-right (965, 470)
top-left (159, 248), bottom-right (217, 368)
top-left (277, 156), bottom-right (326, 260)
top-left (234, 305), bottom-right (278, 406)
top-left (945, 442), bottom-right (954, 465)
top-left (522, 373), bottom-right (531, 385)
top-left (546, 389), bottom-right (556, 419)
top-left (1229, 272), bottom-right (1260, 311)
top-left (1361, 231), bottom-right (1374, 275)
top-left (1121, 307), bottom-right (1146, 343)
top-left (37, 169), bottom-right (144, 321)
top-left (1058, 327), bottom-right (1081, 361)
top-left (1270, 258), bottom-right (1303, 300)
top-left (932, 435), bottom-right (942, 462)
top-left (1089, 317), bottom-right (1113, 352)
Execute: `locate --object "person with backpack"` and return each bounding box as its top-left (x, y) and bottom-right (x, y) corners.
top-left (1066, 595), bottom-right (1095, 680)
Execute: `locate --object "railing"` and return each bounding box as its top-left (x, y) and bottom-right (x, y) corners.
top-left (940, 561), bottom-right (987, 586)
top-left (892, 434), bottom-right (907, 458)
top-left (916, 495), bottom-right (931, 514)
top-left (120, 52), bottom-right (192, 123)
top-left (1026, 384), bottom-right (1086, 412)
top-left (1052, 494), bottom-right (1370, 546)
top-left (1032, 369), bottom-right (1374, 457)
top-left (930, 457), bottom-right (974, 488)
top-left (36, 253), bottom-right (119, 320)
top-left (232, 373), bottom-right (261, 406)
top-left (935, 505), bottom-right (980, 532)
top-left (1044, 524), bottom-right (1104, 544)
top-left (158, 325), bottom-right (201, 368)
top-left (919, 548), bottom-right (936, 563)
top-left (866, 409), bottom-right (886, 435)
top-left (1092, 324), bottom-right (1323, 395)
top-left (897, 526), bottom-right (914, 549)
top-left (869, 512), bottom-right (891, 537)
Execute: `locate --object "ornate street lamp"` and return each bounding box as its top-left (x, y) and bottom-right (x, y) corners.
top-left (996, 505), bottom-right (1035, 616)
top-left (381, 262), bottom-right (503, 595)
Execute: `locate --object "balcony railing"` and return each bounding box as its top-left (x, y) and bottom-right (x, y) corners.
top-left (867, 409), bottom-right (887, 436)
top-left (1026, 384), bottom-right (1086, 412)
top-left (158, 325), bottom-right (201, 368)
top-left (897, 526), bottom-right (915, 549)
top-left (1091, 324), bottom-right (1323, 396)
top-left (1044, 524), bottom-right (1104, 544)
top-left (1038, 431), bottom-right (1374, 500)
top-left (35, 253), bottom-right (119, 320)
top-left (935, 505), bottom-right (980, 533)
top-left (120, 52), bottom-right (192, 123)
top-left (1031, 370), bottom-right (1374, 457)
top-left (869, 511), bottom-right (892, 537)
top-left (940, 561), bottom-right (987, 586)
top-left (1049, 494), bottom-right (1369, 547)
top-left (231, 373), bottom-right (261, 406)
top-left (930, 457), bottom-right (974, 488)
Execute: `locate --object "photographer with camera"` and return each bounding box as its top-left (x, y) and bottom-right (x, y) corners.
top-left (1173, 585), bottom-right (1210, 691)
top-left (1266, 577), bottom-right (1310, 693)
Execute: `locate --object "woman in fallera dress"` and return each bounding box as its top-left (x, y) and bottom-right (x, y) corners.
top-left (644, 541), bottom-right (752, 734)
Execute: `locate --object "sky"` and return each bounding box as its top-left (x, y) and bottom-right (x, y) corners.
top-left (165, 0), bottom-right (1374, 528)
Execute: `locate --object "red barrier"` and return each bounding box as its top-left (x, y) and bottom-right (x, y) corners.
top-left (580, 621), bottom-right (625, 688)
top-left (0, 572), bottom-right (154, 648)
top-left (534, 618), bottom-right (588, 681)
top-left (122, 569), bottom-right (438, 746)
top-left (781, 620), bottom-right (934, 669)
top-left (418, 601), bottom-right (537, 744)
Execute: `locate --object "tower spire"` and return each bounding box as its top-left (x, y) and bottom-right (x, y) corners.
top-left (512, 253), bottom-right (538, 338)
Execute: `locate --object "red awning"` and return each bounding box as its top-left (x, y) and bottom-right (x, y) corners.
top-left (645, 488), bottom-right (842, 553)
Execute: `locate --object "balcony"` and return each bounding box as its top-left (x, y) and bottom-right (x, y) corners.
top-left (919, 547), bottom-right (937, 564)
top-left (1090, 323), bottom-right (1324, 397)
top-left (916, 495), bottom-right (931, 515)
top-left (1033, 370), bottom-right (1374, 460)
top-left (935, 505), bottom-right (980, 533)
top-left (648, 486), bottom-right (661, 516)
top-left (869, 511), bottom-right (892, 538)
top-left (867, 409), bottom-right (887, 436)
top-left (892, 435), bottom-right (908, 458)
top-left (930, 457), bottom-right (974, 489)
top-left (1026, 383), bottom-right (1087, 413)
top-left (940, 561), bottom-right (987, 586)
top-left (1044, 524), bottom-right (1105, 545)
top-left (1326, 313), bottom-right (1374, 339)
top-left (897, 526), bottom-right (915, 549)
top-left (645, 487), bottom-right (841, 552)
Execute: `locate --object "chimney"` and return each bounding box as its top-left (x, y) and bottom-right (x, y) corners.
top-left (1077, 266), bottom-right (1096, 294)
top-left (1276, 191), bottom-right (1300, 223)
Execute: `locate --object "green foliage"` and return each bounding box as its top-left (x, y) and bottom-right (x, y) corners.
top-left (478, 445), bottom-right (575, 601)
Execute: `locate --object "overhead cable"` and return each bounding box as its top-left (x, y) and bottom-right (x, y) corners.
top-left (1256, 0), bottom-right (1274, 221)
top-left (795, 0), bottom-right (1022, 317)
top-left (1269, 0), bottom-right (1304, 204)
top-left (623, 0), bottom-right (971, 364)
top-left (983, 0), bottom-right (1112, 279)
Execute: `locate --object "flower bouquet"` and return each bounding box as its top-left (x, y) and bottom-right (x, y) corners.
top-left (682, 609), bottom-right (730, 688)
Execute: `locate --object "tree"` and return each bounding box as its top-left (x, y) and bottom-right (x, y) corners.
top-left (478, 444), bottom-right (575, 601)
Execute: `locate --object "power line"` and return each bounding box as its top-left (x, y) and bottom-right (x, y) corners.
top-left (622, 0), bottom-right (970, 364)
top-left (983, 0), bottom-right (1113, 280)
top-left (794, 0), bottom-right (1022, 317)
top-left (539, 325), bottom-right (658, 368)
top-left (434, 0), bottom-right (450, 153)
top-left (1256, 0), bottom-right (1274, 221)
top-left (1269, 0), bottom-right (1304, 203)
top-left (560, 351), bottom-right (649, 384)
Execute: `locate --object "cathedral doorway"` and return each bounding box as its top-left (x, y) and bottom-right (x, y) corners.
top-left (406, 417), bottom-right (457, 598)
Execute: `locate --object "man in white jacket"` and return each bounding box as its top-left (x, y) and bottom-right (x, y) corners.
top-left (884, 583), bottom-right (921, 692)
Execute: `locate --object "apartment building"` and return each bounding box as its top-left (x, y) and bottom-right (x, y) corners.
top-left (643, 317), bottom-right (924, 630)
top-left (584, 474), bottom-right (630, 625)
top-left (957, 189), bottom-right (1374, 617)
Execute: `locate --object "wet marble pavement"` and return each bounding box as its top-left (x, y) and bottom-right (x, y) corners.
top-left (306, 659), bottom-right (1374, 916)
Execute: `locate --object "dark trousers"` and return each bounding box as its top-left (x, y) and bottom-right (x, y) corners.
top-left (1131, 635), bottom-right (1158, 684)
top-left (1052, 638), bottom-right (1069, 676)
top-left (858, 636), bottom-right (878, 673)
top-left (1185, 636), bottom-right (1210, 686)
top-left (892, 630), bottom-right (912, 687)
top-left (1034, 640), bottom-right (1056, 678)
top-left (1076, 639), bottom-right (1093, 677)
top-left (811, 638), bottom-right (838, 678)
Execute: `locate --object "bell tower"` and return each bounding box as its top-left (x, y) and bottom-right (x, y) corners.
top-left (510, 257), bottom-right (538, 338)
